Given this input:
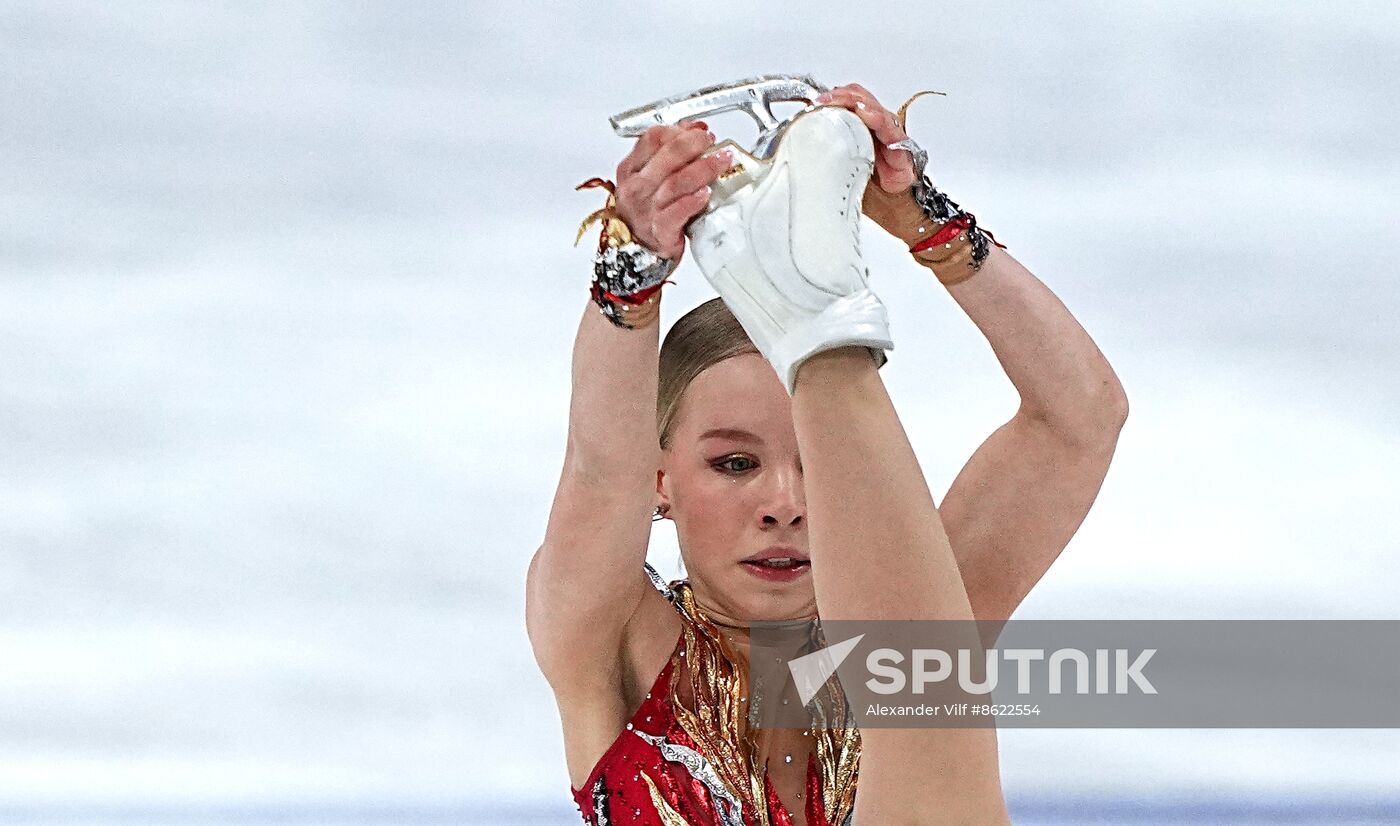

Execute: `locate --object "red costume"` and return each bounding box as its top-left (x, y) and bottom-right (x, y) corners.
top-left (569, 566), bottom-right (860, 825)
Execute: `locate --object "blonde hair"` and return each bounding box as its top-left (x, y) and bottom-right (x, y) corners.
top-left (657, 297), bottom-right (759, 450)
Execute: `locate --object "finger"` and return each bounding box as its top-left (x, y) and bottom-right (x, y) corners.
top-left (818, 86), bottom-right (915, 193)
top-left (821, 91), bottom-right (912, 186)
top-left (619, 126), bottom-right (670, 176)
top-left (844, 83), bottom-right (882, 106)
top-left (874, 152), bottom-right (915, 193)
top-left (876, 142), bottom-right (912, 178)
top-left (819, 88), bottom-right (898, 139)
top-left (617, 123), bottom-right (704, 179)
top-left (828, 82), bottom-right (873, 99)
top-left (617, 125), bottom-right (672, 178)
top-left (653, 185), bottom-right (713, 246)
top-left (856, 96), bottom-right (906, 142)
top-left (653, 146), bottom-right (732, 209)
top-left (833, 86), bottom-right (887, 117)
top-left (631, 127), bottom-right (716, 198)
top-left (873, 108), bottom-right (907, 142)
top-left (825, 86), bottom-right (875, 111)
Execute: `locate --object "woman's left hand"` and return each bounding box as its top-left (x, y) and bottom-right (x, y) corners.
top-left (815, 83), bottom-right (917, 194)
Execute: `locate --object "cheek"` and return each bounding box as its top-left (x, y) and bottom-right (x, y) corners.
top-left (684, 478), bottom-right (745, 519)
top-left (674, 473), bottom-right (751, 544)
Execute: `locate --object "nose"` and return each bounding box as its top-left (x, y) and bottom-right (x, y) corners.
top-left (760, 465), bottom-right (805, 527)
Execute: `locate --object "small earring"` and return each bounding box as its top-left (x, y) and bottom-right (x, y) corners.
top-left (652, 505), bottom-right (668, 522)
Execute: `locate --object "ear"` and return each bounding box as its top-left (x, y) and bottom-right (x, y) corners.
top-left (655, 468), bottom-right (671, 517)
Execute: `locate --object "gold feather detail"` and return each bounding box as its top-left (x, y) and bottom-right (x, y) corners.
top-left (574, 177), bottom-right (632, 249)
top-left (640, 770), bottom-right (692, 826)
top-left (894, 89), bottom-right (948, 132)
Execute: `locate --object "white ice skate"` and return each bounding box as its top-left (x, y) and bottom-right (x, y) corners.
top-left (610, 75), bottom-right (892, 395)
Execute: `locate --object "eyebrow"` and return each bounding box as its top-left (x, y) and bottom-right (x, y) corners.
top-left (699, 427), bottom-right (763, 444)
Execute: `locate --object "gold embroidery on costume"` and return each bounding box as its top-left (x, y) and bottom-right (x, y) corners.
top-left (640, 770), bottom-right (692, 826)
top-left (668, 581), bottom-right (861, 826)
top-left (812, 686), bottom-right (860, 822)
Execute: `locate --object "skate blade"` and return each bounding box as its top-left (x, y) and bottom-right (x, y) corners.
top-left (609, 74), bottom-right (831, 158)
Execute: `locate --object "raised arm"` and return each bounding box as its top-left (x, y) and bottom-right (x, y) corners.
top-left (823, 83), bottom-right (1128, 644)
top-left (672, 95), bottom-right (1014, 822)
top-left (936, 246), bottom-right (1127, 639)
top-left (525, 123), bottom-right (730, 688)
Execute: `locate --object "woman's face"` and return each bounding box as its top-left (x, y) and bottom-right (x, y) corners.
top-left (657, 352), bottom-right (816, 623)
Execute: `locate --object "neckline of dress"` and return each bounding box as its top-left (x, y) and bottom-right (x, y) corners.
top-left (675, 579), bottom-right (820, 631)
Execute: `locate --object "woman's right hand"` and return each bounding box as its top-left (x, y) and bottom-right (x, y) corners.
top-left (613, 123), bottom-right (733, 261)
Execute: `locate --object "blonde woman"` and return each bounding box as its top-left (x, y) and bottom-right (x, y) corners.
top-left (527, 83), bottom-right (1128, 825)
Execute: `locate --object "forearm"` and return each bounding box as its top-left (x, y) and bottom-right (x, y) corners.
top-left (561, 293), bottom-right (663, 489)
top-left (944, 246), bottom-right (1128, 437)
top-left (556, 124), bottom-right (719, 486)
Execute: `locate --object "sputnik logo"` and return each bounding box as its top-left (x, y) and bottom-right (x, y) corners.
top-left (788, 633), bottom-right (865, 706)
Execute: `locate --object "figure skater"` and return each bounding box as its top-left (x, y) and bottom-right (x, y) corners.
top-left (527, 82), bottom-right (1128, 825)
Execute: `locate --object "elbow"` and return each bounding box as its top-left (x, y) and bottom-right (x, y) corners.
top-left (1086, 374), bottom-right (1130, 447)
top-left (1079, 371), bottom-right (1129, 443)
top-left (1028, 372), bottom-right (1129, 450)
top-left (1102, 373), bottom-right (1130, 431)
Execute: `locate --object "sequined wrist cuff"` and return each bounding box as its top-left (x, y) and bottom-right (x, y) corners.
top-left (907, 175), bottom-right (1000, 285)
top-left (879, 89), bottom-right (1008, 287)
top-left (575, 176), bottom-right (677, 330)
top-left (590, 242), bottom-right (676, 329)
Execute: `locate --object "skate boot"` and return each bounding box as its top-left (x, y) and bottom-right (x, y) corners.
top-left (685, 104), bottom-right (891, 395)
top-left (607, 75), bottom-right (892, 394)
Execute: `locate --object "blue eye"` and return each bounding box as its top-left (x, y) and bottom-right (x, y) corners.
top-left (716, 455), bottom-right (756, 473)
